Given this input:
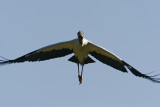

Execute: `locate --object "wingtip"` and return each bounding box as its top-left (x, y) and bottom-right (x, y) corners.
top-left (144, 73), bottom-right (160, 83)
top-left (122, 60), bottom-right (160, 83)
top-left (0, 56), bottom-right (10, 66)
top-left (0, 61), bottom-right (9, 66)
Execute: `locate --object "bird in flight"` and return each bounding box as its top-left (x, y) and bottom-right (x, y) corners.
top-left (0, 31), bottom-right (160, 84)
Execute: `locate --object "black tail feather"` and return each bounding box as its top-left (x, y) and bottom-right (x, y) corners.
top-left (68, 55), bottom-right (95, 64)
top-left (122, 61), bottom-right (160, 83)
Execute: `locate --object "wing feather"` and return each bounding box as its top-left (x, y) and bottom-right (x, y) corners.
top-left (88, 42), bottom-right (160, 83)
top-left (0, 39), bottom-right (74, 65)
top-left (88, 42), bottom-right (127, 72)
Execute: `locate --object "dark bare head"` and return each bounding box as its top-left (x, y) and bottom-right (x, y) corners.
top-left (77, 31), bottom-right (84, 44)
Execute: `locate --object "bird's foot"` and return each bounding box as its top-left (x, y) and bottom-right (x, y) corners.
top-left (78, 75), bottom-right (83, 84)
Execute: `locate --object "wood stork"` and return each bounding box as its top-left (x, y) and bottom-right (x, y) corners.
top-left (0, 31), bottom-right (160, 84)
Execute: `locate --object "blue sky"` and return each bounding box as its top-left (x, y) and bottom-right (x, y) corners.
top-left (0, 0), bottom-right (160, 107)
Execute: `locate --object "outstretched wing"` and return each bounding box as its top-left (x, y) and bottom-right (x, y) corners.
top-left (88, 42), bottom-right (127, 72)
top-left (0, 39), bottom-right (74, 65)
top-left (88, 42), bottom-right (160, 83)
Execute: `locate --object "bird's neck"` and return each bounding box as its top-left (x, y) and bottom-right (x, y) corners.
top-left (78, 38), bottom-right (83, 45)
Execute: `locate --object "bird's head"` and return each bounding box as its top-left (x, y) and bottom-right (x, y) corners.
top-left (77, 31), bottom-right (84, 44)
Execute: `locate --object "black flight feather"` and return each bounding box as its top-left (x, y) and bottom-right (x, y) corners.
top-left (122, 61), bottom-right (160, 83)
top-left (0, 48), bottom-right (73, 65)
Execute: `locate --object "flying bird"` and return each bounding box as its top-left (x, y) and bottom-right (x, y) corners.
top-left (0, 31), bottom-right (160, 84)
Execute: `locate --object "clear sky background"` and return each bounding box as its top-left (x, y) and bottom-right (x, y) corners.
top-left (0, 0), bottom-right (160, 107)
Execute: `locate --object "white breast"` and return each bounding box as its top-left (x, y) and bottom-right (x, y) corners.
top-left (73, 39), bottom-right (90, 64)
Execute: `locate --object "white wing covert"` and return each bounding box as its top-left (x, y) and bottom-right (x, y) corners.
top-left (0, 40), bottom-right (74, 65)
top-left (88, 42), bottom-right (127, 72)
top-left (88, 42), bottom-right (160, 83)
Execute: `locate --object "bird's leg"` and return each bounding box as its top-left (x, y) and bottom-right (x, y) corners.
top-left (81, 64), bottom-right (84, 77)
top-left (77, 63), bottom-right (82, 84)
top-left (78, 65), bottom-right (84, 84)
top-left (77, 63), bottom-right (80, 76)
top-left (77, 63), bottom-right (83, 84)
